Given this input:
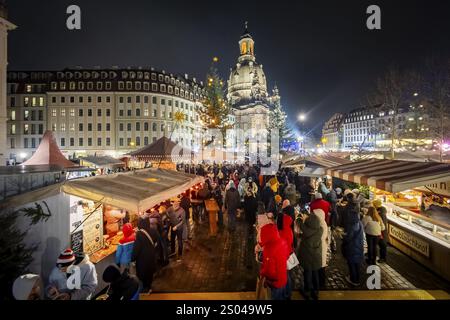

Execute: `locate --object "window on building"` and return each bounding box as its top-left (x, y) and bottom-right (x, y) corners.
top-left (24, 138), bottom-right (29, 148)
top-left (152, 83), bottom-right (158, 92)
top-left (136, 96), bottom-right (141, 103)
top-left (152, 123), bottom-right (157, 131)
top-left (153, 109), bottom-right (157, 117)
top-left (144, 122), bottom-right (149, 131)
top-left (79, 138), bottom-right (84, 146)
top-left (70, 123), bottom-right (75, 131)
top-left (51, 123), bottom-right (56, 131)
top-left (136, 108), bottom-right (141, 117)
top-left (61, 97), bottom-right (66, 104)
top-left (97, 138), bottom-right (102, 146)
top-left (79, 109), bottom-right (84, 117)
top-left (136, 122), bottom-right (140, 131)
top-left (88, 123), bottom-right (92, 131)
top-left (127, 123), bottom-right (132, 131)
top-left (127, 110), bottom-right (132, 117)
top-left (61, 109), bottom-right (66, 117)
top-left (119, 109), bottom-right (124, 117)
top-left (161, 124), bottom-right (165, 131)
top-left (39, 124), bottom-right (44, 134)
top-left (119, 123), bottom-right (124, 131)
top-left (97, 109), bottom-right (102, 117)
top-left (97, 123), bottom-right (102, 131)
top-left (136, 136), bottom-right (141, 146)
top-left (88, 109), bottom-right (92, 117)
top-left (127, 96), bottom-right (132, 103)
top-left (144, 136), bottom-right (149, 145)
top-left (106, 109), bottom-right (111, 117)
top-left (119, 138), bottom-right (124, 146)
top-left (88, 96), bottom-right (92, 103)
top-left (106, 123), bottom-right (111, 131)
top-left (61, 138), bottom-right (65, 147)
top-left (97, 96), bottom-right (102, 103)
top-left (70, 138), bottom-right (75, 146)
top-left (144, 108), bottom-right (149, 117)
top-left (144, 96), bottom-right (149, 104)
top-left (79, 96), bottom-right (84, 103)
top-left (61, 123), bottom-right (66, 132)
top-left (106, 138), bottom-right (111, 146)
top-left (88, 138), bottom-right (92, 146)
top-left (24, 124), bottom-right (29, 134)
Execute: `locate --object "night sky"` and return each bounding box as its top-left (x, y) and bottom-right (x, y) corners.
top-left (6, 0), bottom-right (450, 136)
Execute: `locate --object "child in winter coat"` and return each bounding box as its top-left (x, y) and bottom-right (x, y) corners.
top-left (115, 223), bottom-right (136, 270)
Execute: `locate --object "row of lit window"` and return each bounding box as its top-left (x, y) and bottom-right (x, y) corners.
top-left (52, 108), bottom-right (111, 117)
top-left (49, 81), bottom-right (200, 100)
top-left (10, 124), bottom-right (44, 135)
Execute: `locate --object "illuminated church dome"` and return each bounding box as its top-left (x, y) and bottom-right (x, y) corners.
top-left (227, 22), bottom-right (268, 108)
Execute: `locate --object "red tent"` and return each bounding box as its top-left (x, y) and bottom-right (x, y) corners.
top-left (22, 131), bottom-right (78, 168)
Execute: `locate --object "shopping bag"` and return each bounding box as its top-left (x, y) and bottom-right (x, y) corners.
top-left (287, 252), bottom-right (299, 270)
top-left (255, 277), bottom-right (271, 300)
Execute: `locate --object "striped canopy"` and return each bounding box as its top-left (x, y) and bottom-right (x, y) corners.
top-left (326, 159), bottom-right (450, 193)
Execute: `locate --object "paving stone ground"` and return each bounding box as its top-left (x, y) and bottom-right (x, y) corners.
top-left (152, 213), bottom-right (450, 294)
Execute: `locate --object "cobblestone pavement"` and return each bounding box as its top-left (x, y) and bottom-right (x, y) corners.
top-left (152, 213), bottom-right (258, 293)
top-left (152, 214), bottom-right (450, 293)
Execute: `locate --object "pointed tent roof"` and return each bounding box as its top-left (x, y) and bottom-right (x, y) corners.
top-left (129, 136), bottom-right (192, 161)
top-left (22, 131), bottom-right (77, 168)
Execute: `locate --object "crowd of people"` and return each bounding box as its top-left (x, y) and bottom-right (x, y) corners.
top-left (11, 162), bottom-right (389, 301)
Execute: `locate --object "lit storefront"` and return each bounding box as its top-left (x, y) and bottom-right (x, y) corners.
top-left (327, 159), bottom-right (450, 281)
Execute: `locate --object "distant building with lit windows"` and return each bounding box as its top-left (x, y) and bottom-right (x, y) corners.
top-left (322, 113), bottom-right (344, 151)
top-left (6, 68), bottom-right (205, 162)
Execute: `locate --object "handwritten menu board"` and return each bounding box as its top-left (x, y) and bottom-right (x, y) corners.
top-left (82, 204), bottom-right (104, 255)
top-left (71, 230), bottom-right (83, 254)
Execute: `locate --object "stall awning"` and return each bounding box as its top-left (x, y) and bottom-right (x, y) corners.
top-left (129, 136), bottom-right (192, 162)
top-left (61, 168), bottom-right (204, 213)
top-left (326, 159), bottom-right (450, 193)
top-left (79, 156), bottom-right (125, 168)
top-left (282, 154), bottom-right (350, 169)
top-left (297, 167), bottom-right (326, 177)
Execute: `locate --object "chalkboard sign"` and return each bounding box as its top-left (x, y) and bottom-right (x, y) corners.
top-left (71, 230), bottom-right (83, 254)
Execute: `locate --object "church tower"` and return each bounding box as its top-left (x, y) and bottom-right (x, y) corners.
top-left (0, 1), bottom-right (17, 165)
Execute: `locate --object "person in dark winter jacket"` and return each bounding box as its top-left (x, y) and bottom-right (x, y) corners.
top-left (224, 182), bottom-right (241, 231)
top-left (132, 217), bottom-right (158, 293)
top-left (115, 223), bottom-right (135, 269)
top-left (259, 223), bottom-right (290, 300)
top-left (211, 182), bottom-right (224, 227)
top-left (298, 213), bottom-right (323, 300)
top-left (261, 182), bottom-right (275, 211)
top-left (102, 264), bottom-right (141, 300)
top-left (299, 182), bottom-right (314, 206)
top-left (167, 201), bottom-right (186, 260)
top-left (341, 204), bottom-right (364, 286)
top-left (180, 192), bottom-right (192, 239)
top-left (373, 199), bottom-right (388, 263)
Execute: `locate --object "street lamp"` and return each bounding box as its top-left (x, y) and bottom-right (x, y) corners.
top-left (298, 113), bottom-right (306, 122)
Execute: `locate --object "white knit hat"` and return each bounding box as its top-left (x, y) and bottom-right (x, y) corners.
top-left (13, 274), bottom-right (40, 300)
top-left (314, 192), bottom-right (322, 199)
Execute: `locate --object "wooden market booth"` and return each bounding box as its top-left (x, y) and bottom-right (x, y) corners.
top-left (128, 136), bottom-right (193, 170)
top-left (326, 159), bottom-right (450, 281)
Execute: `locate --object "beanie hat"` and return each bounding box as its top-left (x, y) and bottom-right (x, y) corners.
top-left (335, 187), bottom-right (342, 195)
top-left (56, 248), bottom-right (75, 268)
top-left (103, 264), bottom-right (121, 283)
top-left (13, 274), bottom-right (40, 300)
top-left (352, 188), bottom-right (360, 195)
top-left (314, 192), bottom-right (323, 199)
top-left (275, 195), bottom-right (282, 204)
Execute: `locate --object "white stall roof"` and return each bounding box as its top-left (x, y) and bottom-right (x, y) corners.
top-left (61, 168), bottom-right (203, 213)
top-left (326, 159), bottom-right (450, 193)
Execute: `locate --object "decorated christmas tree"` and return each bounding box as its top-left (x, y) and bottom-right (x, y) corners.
top-left (269, 86), bottom-right (294, 149)
top-left (198, 57), bottom-right (234, 147)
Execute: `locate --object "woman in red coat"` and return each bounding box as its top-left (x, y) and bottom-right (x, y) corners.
top-left (259, 223), bottom-right (290, 300)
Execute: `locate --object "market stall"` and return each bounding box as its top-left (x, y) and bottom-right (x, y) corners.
top-left (327, 159), bottom-right (450, 281)
top-left (79, 155), bottom-right (125, 174)
top-left (62, 168), bottom-right (204, 262)
top-left (128, 136), bottom-right (193, 170)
